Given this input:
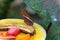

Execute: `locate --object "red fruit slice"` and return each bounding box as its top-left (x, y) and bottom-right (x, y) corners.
top-left (6, 28), bottom-right (20, 36)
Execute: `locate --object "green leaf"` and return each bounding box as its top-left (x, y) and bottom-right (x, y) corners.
top-left (46, 23), bottom-right (60, 40)
top-left (24, 0), bottom-right (45, 14)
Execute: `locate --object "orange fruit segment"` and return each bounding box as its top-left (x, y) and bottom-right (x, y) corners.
top-left (16, 33), bottom-right (31, 40)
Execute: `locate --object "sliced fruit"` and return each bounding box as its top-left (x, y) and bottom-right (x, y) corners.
top-left (6, 28), bottom-right (20, 36)
top-left (16, 33), bottom-right (31, 40)
top-left (0, 19), bottom-right (46, 40)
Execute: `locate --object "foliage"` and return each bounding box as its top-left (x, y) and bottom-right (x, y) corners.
top-left (0, 0), bottom-right (14, 19)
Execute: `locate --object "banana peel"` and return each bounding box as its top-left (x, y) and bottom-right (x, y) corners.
top-left (0, 19), bottom-right (46, 40)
